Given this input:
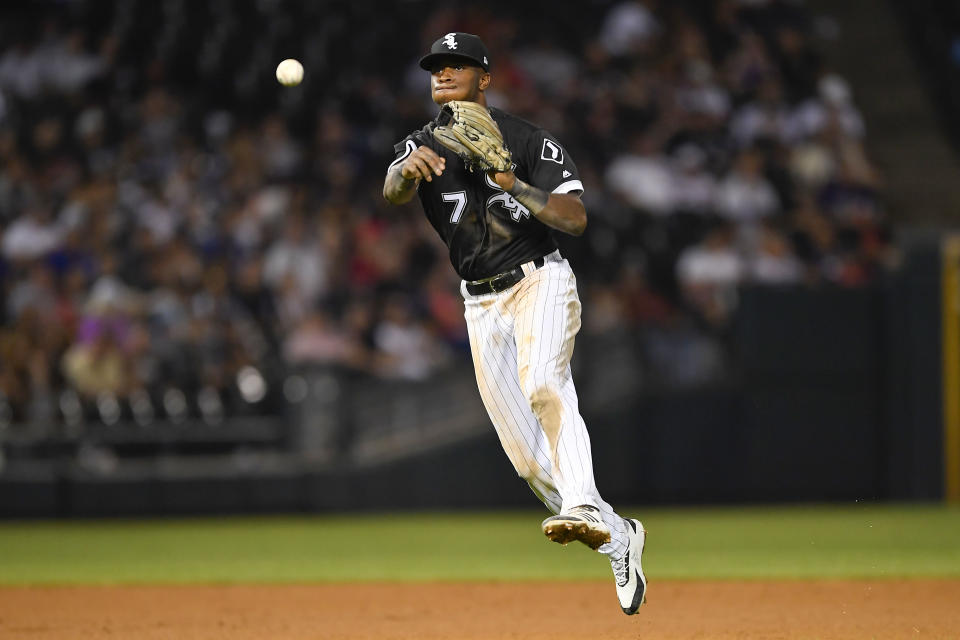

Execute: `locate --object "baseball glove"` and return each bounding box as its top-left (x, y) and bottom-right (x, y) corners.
top-left (432, 100), bottom-right (512, 173)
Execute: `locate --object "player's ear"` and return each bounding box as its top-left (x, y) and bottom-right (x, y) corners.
top-left (479, 72), bottom-right (491, 91)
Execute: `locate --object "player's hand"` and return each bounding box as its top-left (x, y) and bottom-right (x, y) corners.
top-left (487, 169), bottom-right (516, 192)
top-left (401, 147), bottom-right (446, 182)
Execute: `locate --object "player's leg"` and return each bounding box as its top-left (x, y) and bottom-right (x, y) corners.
top-left (461, 283), bottom-right (563, 514)
top-left (512, 254), bottom-right (630, 559)
top-left (464, 268), bottom-right (646, 615)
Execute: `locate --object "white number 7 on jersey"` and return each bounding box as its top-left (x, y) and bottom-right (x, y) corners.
top-left (442, 190), bottom-right (467, 224)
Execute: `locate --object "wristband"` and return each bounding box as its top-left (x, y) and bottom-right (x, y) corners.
top-left (508, 178), bottom-right (548, 215)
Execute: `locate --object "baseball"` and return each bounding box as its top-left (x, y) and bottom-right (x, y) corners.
top-left (276, 59), bottom-right (303, 86)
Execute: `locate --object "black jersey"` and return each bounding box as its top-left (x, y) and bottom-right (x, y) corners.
top-left (391, 107), bottom-right (583, 281)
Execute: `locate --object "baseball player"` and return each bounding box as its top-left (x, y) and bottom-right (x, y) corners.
top-left (383, 33), bottom-right (646, 615)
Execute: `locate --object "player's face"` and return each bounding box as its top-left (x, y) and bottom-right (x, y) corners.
top-left (429, 58), bottom-right (489, 105)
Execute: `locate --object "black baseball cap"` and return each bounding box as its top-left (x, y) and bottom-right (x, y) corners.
top-left (419, 32), bottom-right (491, 72)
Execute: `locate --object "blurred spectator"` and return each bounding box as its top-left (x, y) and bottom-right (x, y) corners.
top-left (2, 202), bottom-right (62, 262)
top-left (599, 0), bottom-right (661, 58)
top-left (605, 133), bottom-right (676, 216)
top-left (373, 295), bottom-right (450, 381)
top-left (422, 265), bottom-right (470, 351)
top-left (676, 221), bottom-right (745, 328)
top-left (263, 213), bottom-right (328, 328)
top-left (7, 262), bottom-right (57, 321)
top-left (747, 223), bottom-right (804, 284)
top-left (715, 147), bottom-right (781, 224)
top-left (670, 144), bottom-right (717, 215)
top-left (514, 35), bottom-right (581, 98)
top-left (722, 30), bottom-right (778, 97)
top-left (62, 315), bottom-right (131, 398)
top-left (729, 76), bottom-right (793, 147)
top-left (284, 308), bottom-right (369, 371)
top-left (674, 59), bottom-right (732, 126)
top-left (790, 74), bottom-right (865, 142)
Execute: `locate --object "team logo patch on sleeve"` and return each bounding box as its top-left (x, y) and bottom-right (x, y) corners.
top-left (541, 139), bottom-right (564, 164)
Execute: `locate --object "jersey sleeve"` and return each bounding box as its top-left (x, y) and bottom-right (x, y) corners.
top-left (389, 127), bottom-right (434, 169)
top-left (522, 130), bottom-right (583, 196)
top-left (390, 135), bottom-right (418, 169)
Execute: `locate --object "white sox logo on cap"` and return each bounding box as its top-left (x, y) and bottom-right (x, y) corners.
top-left (420, 32), bottom-right (491, 71)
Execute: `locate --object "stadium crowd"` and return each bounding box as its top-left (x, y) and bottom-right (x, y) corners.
top-left (0, 0), bottom-right (893, 426)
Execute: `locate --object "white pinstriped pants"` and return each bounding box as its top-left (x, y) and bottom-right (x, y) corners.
top-left (461, 250), bottom-right (629, 558)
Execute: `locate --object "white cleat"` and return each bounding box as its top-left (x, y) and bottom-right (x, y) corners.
top-left (541, 504), bottom-right (611, 550)
top-left (611, 518), bottom-right (647, 615)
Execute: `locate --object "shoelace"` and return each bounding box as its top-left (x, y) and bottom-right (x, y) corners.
top-left (612, 552), bottom-right (629, 587)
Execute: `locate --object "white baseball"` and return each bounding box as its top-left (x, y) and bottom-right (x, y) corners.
top-left (276, 59), bottom-right (304, 86)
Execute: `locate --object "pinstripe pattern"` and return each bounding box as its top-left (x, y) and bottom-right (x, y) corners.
top-left (462, 251), bottom-right (629, 559)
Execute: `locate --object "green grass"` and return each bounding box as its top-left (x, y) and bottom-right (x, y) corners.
top-left (0, 504), bottom-right (958, 585)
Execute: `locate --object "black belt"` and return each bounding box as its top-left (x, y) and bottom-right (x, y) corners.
top-left (466, 256), bottom-right (545, 296)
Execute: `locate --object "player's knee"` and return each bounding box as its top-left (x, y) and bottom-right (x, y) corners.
top-left (523, 379), bottom-right (561, 406)
top-left (524, 382), bottom-right (564, 434)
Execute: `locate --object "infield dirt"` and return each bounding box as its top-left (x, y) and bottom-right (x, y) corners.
top-left (1, 580), bottom-right (958, 639)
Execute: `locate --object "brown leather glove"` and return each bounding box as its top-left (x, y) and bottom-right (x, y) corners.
top-left (432, 101), bottom-right (512, 173)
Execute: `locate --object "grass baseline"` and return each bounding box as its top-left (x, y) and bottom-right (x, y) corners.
top-left (0, 503), bottom-right (958, 584)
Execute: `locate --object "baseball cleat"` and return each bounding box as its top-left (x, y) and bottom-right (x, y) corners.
top-left (541, 504), bottom-right (611, 550)
top-left (611, 518), bottom-right (647, 615)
